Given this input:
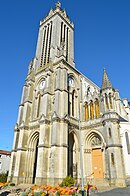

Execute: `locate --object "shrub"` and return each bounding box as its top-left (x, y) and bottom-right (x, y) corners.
top-left (60, 176), bottom-right (75, 187)
top-left (0, 173), bottom-right (8, 183)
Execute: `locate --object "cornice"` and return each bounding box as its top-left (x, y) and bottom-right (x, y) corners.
top-left (17, 148), bottom-right (27, 152)
top-left (51, 144), bottom-right (68, 148)
top-left (106, 144), bottom-right (122, 148)
top-left (40, 12), bottom-right (73, 30)
top-left (54, 88), bottom-right (68, 93)
top-left (38, 144), bottom-right (50, 148)
top-left (81, 122), bottom-right (102, 130)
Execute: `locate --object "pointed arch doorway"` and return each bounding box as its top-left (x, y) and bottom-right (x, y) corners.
top-left (32, 138), bottom-right (39, 184)
top-left (86, 132), bottom-right (104, 179)
top-left (26, 131), bottom-right (39, 184)
top-left (68, 132), bottom-right (78, 178)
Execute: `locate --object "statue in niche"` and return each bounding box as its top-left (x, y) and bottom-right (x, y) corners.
top-left (49, 149), bottom-right (55, 173)
top-left (86, 86), bottom-right (92, 99)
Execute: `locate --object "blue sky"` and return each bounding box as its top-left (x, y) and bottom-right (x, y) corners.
top-left (0, 0), bottom-right (130, 151)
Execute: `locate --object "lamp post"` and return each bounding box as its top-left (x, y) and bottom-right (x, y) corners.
top-left (78, 87), bottom-right (84, 196)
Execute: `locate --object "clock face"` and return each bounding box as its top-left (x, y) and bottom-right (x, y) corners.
top-left (68, 77), bottom-right (74, 87)
top-left (39, 80), bottom-right (45, 90)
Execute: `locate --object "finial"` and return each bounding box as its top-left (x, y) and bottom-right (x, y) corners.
top-left (56, 1), bottom-right (61, 9)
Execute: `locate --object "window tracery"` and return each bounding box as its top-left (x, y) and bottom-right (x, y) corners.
top-left (91, 136), bottom-right (102, 147)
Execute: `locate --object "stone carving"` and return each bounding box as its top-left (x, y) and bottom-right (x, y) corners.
top-left (91, 136), bottom-right (102, 147)
top-left (57, 41), bottom-right (65, 57)
top-left (28, 59), bottom-right (34, 74)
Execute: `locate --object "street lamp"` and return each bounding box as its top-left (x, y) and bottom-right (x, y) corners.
top-left (78, 87), bottom-right (84, 196)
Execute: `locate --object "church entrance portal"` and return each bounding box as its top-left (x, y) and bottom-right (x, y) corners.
top-left (92, 148), bottom-right (104, 178)
top-left (32, 139), bottom-right (39, 184)
top-left (68, 133), bottom-right (74, 177)
top-left (86, 132), bottom-right (104, 180)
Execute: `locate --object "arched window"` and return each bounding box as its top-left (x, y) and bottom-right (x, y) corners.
top-left (109, 93), bottom-right (113, 109)
top-left (125, 132), bottom-right (130, 154)
top-left (72, 90), bottom-right (75, 117)
top-left (68, 76), bottom-right (74, 116)
top-left (37, 95), bottom-right (41, 117)
top-left (90, 100), bottom-right (94, 120)
top-left (105, 93), bottom-right (109, 110)
top-left (108, 128), bottom-right (112, 138)
top-left (111, 153), bottom-right (115, 165)
top-left (95, 99), bottom-right (100, 118)
top-left (85, 102), bottom-right (89, 121)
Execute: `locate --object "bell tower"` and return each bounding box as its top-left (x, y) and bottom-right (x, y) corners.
top-left (35, 1), bottom-right (74, 69)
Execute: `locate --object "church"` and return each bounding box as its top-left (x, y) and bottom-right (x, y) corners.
top-left (8, 2), bottom-right (130, 187)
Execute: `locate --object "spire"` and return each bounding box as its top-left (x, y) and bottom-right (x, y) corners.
top-left (102, 68), bottom-right (113, 89)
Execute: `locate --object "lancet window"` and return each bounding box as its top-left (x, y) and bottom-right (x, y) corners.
top-left (40, 21), bottom-right (53, 66)
top-left (108, 128), bottom-right (112, 138)
top-left (105, 93), bottom-right (109, 110)
top-left (109, 93), bottom-right (113, 109)
top-left (125, 132), bottom-right (130, 154)
top-left (72, 90), bottom-right (75, 117)
top-left (85, 102), bottom-right (89, 121)
top-left (37, 95), bottom-right (41, 118)
top-left (90, 100), bottom-right (94, 120)
top-left (84, 99), bottom-right (100, 121)
top-left (111, 153), bottom-right (115, 165)
top-left (95, 98), bottom-right (100, 118)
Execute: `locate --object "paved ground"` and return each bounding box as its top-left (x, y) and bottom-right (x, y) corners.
top-left (90, 188), bottom-right (130, 196)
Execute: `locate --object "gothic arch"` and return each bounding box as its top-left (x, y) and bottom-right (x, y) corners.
top-left (68, 129), bottom-right (79, 178)
top-left (35, 76), bottom-right (46, 89)
top-left (69, 129), bottom-right (79, 149)
top-left (27, 130), bottom-right (39, 149)
top-left (84, 130), bottom-right (106, 179)
top-left (26, 131), bottom-right (39, 183)
top-left (68, 73), bottom-right (79, 88)
top-left (84, 129), bottom-right (106, 148)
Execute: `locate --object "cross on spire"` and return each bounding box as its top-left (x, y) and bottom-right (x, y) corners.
top-left (56, 1), bottom-right (61, 8)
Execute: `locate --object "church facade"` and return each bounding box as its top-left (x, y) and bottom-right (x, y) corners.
top-left (8, 2), bottom-right (130, 186)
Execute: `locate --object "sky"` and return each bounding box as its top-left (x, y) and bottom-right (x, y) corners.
top-left (0, 0), bottom-right (130, 151)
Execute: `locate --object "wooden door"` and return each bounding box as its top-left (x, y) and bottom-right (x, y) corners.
top-left (92, 149), bottom-right (104, 178)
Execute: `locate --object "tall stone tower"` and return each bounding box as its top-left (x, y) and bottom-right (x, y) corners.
top-left (8, 2), bottom-right (78, 185)
top-left (100, 69), bottom-right (125, 186)
top-left (8, 2), bottom-right (126, 187)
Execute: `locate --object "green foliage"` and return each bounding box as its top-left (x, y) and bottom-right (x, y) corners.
top-left (60, 176), bottom-right (75, 187)
top-left (0, 172), bottom-right (8, 183)
top-left (21, 193), bottom-right (26, 196)
top-left (55, 191), bottom-right (60, 196)
top-left (34, 192), bottom-right (43, 196)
